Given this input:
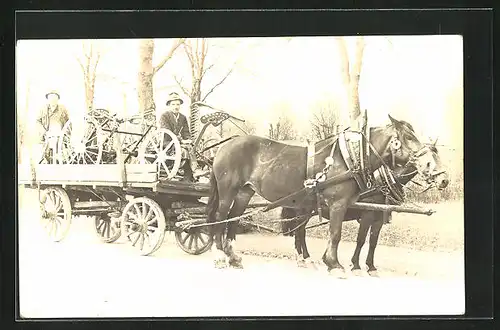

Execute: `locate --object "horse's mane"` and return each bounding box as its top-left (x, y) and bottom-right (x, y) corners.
top-left (399, 120), bottom-right (415, 132)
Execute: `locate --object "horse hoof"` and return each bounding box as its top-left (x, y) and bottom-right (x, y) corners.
top-left (229, 258), bottom-right (244, 269)
top-left (297, 259), bottom-right (307, 268)
top-left (368, 270), bottom-right (379, 277)
top-left (329, 268), bottom-right (347, 279)
top-left (352, 269), bottom-right (363, 277)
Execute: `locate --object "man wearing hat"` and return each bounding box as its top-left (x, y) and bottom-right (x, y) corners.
top-left (159, 92), bottom-right (200, 181)
top-left (34, 90), bottom-right (70, 162)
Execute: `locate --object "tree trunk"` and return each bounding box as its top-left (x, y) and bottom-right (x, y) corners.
top-left (137, 39), bottom-right (156, 115)
top-left (336, 36), bottom-right (365, 131)
top-left (348, 37), bottom-right (365, 130)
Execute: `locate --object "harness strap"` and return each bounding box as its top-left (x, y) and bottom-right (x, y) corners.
top-left (338, 132), bottom-right (365, 190)
top-left (306, 143), bottom-right (316, 179)
top-left (364, 125), bottom-right (373, 188)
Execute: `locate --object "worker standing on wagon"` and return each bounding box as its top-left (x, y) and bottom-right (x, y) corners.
top-left (34, 90), bottom-right (70, 163)
top-left (159, 92), bottom-right (201, 181)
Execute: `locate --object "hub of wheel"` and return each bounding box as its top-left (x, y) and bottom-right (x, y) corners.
top-left (74, 142), bottom-right (86, 154)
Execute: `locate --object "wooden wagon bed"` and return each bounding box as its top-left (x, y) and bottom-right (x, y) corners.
top-left (17, 163), bottom-right (212, 196)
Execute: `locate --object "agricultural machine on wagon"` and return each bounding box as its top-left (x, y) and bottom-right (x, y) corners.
top-left (18, 102), bottom-right (436, 257)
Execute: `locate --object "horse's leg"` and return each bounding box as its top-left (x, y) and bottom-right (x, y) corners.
top-left (351, 213), bottom-right (372, 276)
top-left (322, 200), bottom-right (349, 278)
top-left (281, 208), bottom-right (306, 267)
top-left (211, 194), bottom-right (237, 269)
top-left (294, 217), bottom-right (307, 267)
top-left (223, 185), bottom-right (254, 269)
top-left (298, 217), bottom-right (318, 269)
top-left (366, 214), bottom-right (384, 277)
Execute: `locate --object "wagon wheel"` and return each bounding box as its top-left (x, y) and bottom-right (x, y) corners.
top-left (175, 225), bottom-right (214, 255)
top-left (138, 128), bottom-right (182, 179)
top-left (38, 187), bottom-right (72, 242)
top-left (120, 197), bottom-right (166, 256)
top-left (94, 214), bottom-right (121, 243)
top-left (58, 117), bottom-right (104, 164)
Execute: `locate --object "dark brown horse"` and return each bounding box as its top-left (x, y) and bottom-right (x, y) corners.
top-left (280, 144), bottom-right (449, 276)
top-left (206, 115), bottom-right (442, 277)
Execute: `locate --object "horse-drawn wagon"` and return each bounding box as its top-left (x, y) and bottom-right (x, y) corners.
top-left (18, 104), bottom-right (448, 276)
top-left (18, 102), bottom-right (246, 256)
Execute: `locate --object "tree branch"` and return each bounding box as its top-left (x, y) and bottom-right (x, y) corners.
top-left (202, 63), bottom-right (216, 76)
top-left (76, 57), bottom-right (85, 73)
top-left (201, 66), bottom-right (234, 102)
top-left (173, 75), bottom-right (190, 96)
top-left (183, 42), bottom-right (196, 80)
top-left (152, 38), bottom-right (185, 75)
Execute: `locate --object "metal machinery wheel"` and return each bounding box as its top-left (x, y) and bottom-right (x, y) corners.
top-left (196, 137), bottom-right (219, 168)
top-left (120, 197), bottom-right (166, 256)
top-left (175, 226), bottom-right (214, 255)
top-left (58, 117), bottom-right (104, 164)
top-left (138, 128), bottom-right (182, 180)
top-left (38, 186), bottom-right (72, 242)
top-left (94, 212), bottom-right (122, 243)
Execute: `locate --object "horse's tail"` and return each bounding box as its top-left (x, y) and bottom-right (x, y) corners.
top-left (206, 171), bottom-right (219, 224)
top-left (280, 207), bottom-right (298, 237)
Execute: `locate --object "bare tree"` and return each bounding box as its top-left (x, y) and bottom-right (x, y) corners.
top-left (76, 40), bottom-right (105, 112)
top-left (310, 102), bottom-right (340, 140)
top-left (336, 36), bottom-right (365, 130)
top-left (222, 119), bottom-right (256, 137)
top-left (174, 38), bottom-right (238, 140)
top-left (137, 38), bottom-right (184, 116)
top-left (268, 116), bottom-right (297, 141)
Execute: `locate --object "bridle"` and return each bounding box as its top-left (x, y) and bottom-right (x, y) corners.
top-left (396, 143), bottom-right (447, 192)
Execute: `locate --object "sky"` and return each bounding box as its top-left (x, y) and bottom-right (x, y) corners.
top-left (16, 35), bottom-right (463, 149)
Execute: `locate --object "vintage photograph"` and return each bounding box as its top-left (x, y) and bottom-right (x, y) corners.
top-left (16, 35), bottom-right (464, 318)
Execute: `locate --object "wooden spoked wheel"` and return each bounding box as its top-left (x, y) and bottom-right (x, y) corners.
top-left (138, 128), bottom-right (182, 179)
top-left (120, 197), bottom-right (166, 256)
top-left (94, 214), bottom-right (121, 243)
top-left (58, 117), bottom-right (103, 164)
top-left (38, 187), bottom-right (72, 242)
top-left (175, 225), bottom-right (213, 255)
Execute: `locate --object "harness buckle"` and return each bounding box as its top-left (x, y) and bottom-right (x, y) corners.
top-left (304, 179), bottom-right (317, 188)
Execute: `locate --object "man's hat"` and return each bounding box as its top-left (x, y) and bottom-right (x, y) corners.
top-left (45, 90), bottom-right (60, 99)
top-left (166, 92), bottom-right (184, 106)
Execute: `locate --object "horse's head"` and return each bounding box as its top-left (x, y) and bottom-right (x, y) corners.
top-left (372, 115), bottom-right (449, 190)
top-left (417, 140), bottom-right (450, 190)
top-left (392, 139), bottom-right (450, 190)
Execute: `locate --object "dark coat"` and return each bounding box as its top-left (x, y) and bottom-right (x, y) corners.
top-left (158, 111), bottom-right (191, 140)
top-left (36, 104), bottom-right (70, 142)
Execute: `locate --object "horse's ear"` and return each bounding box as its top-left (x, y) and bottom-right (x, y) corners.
top-left (388, 114), bottom-right (401, 127)
top-left (432, 136), bottom-right (439, 147)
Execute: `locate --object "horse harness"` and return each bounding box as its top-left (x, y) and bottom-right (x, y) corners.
top-left (302, 128), bottom-right (407, 225)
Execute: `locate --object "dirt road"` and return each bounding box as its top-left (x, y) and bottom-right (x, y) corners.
top-left (18, 205), bottom-right (464, 318)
